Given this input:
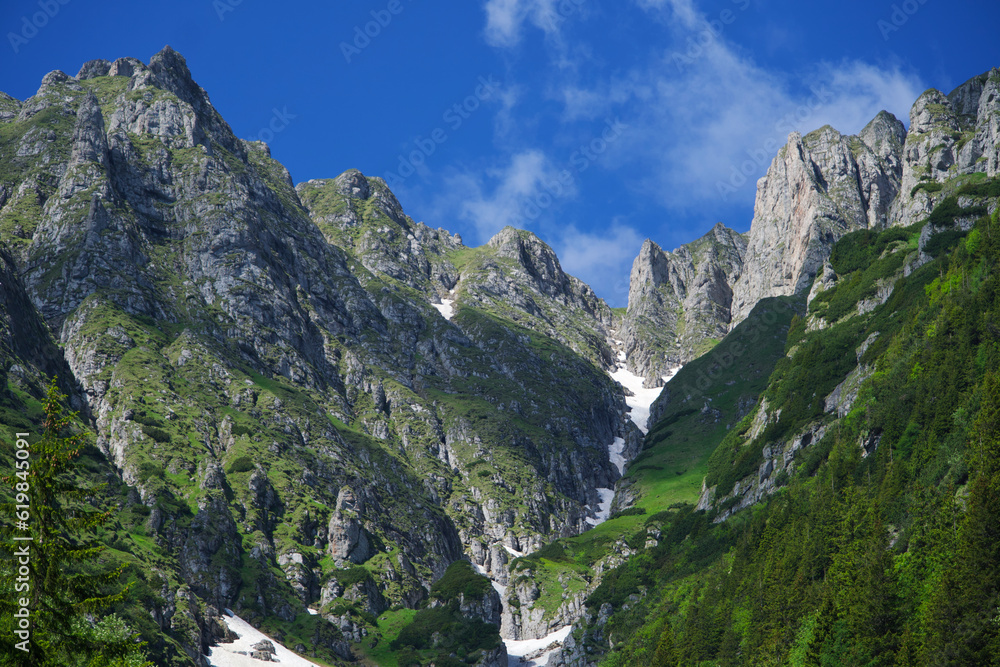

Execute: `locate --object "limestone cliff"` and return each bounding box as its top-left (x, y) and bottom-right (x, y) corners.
top-left (730, 114), bottom-right (906, 325)
top-left (619, 223), bottom-right (746, 387)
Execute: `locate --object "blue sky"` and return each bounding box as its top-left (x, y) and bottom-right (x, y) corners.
top-left (1, 0), bottom-right (998, 305)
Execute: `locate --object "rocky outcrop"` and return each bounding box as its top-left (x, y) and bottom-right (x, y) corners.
top-left (297, 170), bottom-right (463, 294)
top-left (476, 645), bottom-right (508, 667)
top-left (327, 487), bottom-right (374, 566)
top-left (974, 71), bottom-right (1000, 178)
top-left (0, 247), bottom-right (79, 406)
top-left (484, 227), bottom-right (613, 331)
top-left (620, 223), bottom-right (746, 386)
top-left (731, 114), bottom-right (906, 325)
top-left (890, 89), bottom-right (968, 226)
top-left (500, 537), bottom-right (634, 642)
top-left (458, 226), bottom-right (617, 368)
top-left (889, 70), bottom-right (1000, 226)
top-left (430, 586), bottom-right (503, 627)
top-left (706, 420), bottom-right (828, 523)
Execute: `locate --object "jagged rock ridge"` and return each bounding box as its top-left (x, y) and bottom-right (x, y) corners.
top-left (729, 112), bottom-right (907, 325)
top-left (620, 223), bottom-right (747, 387)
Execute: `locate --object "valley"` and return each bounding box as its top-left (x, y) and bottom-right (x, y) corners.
top-left (1, 48), bottom-right (999, 667)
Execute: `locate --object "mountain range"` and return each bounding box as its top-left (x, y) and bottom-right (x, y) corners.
top-left (1, 48), bottom-right (999, 666)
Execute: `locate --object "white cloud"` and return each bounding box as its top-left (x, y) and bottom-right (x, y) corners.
top-left (557, 75), bottom-right (649, 122)
top-left (581, 2), bottom-right (928, 210)
top-left (434, 150), bottom-right (574, 242)
top-left (481, 0), bottom-right (925, 214)
top-left (634, 0), bottom-right (701, 29)
top-left (553, 223), bottom-right (645, 305)
top-left (484, 0), bottom-right (562, 47)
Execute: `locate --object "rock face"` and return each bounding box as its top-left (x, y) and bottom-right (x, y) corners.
top-left (620, 223), bottom-right (746, 386)
top-left (730, 114), bottom-right (906, 325)
top-left (889, 70), bottom-right (1000, 226)
top-left (327, 487), bottom-right (374, 566)
top-left (464, 226), bottom-right (617, 369)
top-left (297, 170), bottom-right (463, 294)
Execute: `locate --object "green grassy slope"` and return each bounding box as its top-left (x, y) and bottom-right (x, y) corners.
top-left (565, 178), bottom-right (1000, 667)
top-left (507, 295), bottom-right (802, 632)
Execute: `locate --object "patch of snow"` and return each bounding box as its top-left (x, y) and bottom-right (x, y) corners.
top-left (661, 365), bottom-right (682, 384)
top-left (306, 607), bottom-right (318, 616)
top-left (473, 560), bottom-right (508, 596)
top-left (505, 625), bottom-right (573, 666)
top-left (586, 488), bottom-right (615, 526)
top-left (609, 365), bottom-right (664, 434)
top-left (433, 298), bottom-right (455, 320)
top-left (503, 545), bottom-right (525, 558)
top-left (207, 610), bottom-right (322, 667)
top-left (608, 437), bottom-right (626, 475)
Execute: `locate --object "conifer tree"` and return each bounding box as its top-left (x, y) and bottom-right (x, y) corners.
top-left (1, 379), bottom-right (150, 666)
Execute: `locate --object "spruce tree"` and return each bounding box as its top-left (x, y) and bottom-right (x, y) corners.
top-left (1, 379), bottom-right (150, 666)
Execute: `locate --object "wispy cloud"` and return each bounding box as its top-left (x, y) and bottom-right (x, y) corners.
top-left (431, 0), bottom-right (928, 301)
top-left (430, 150), bottom-right (574, 242)
top-left (633, 0), bottom-right (702, 29)
top-left (484, 0), bottom-right (561, 47)
top-left (587, 0), bottom-right (928, 209)
top-left (482, 0), bottom-right (924, 212)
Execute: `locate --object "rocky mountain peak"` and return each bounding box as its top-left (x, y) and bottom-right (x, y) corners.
top-left (487, 226), bottom-right (564, 280)
top-left (910, 88), bottom-right (959, 134)
top-left (75, 56), bottom-right (149, 81)
top-left (297, 170), bottom-right (462, 295)
top-left (621, 225), bottom-right (746, 386)
top-left (110, 56), bottom-right (147, 78)
top-left (729, 111), bottom-right (906, 325)
top-left (859, 110), bottom-right (907, 162)
top-left (481, 226), bottom-right (611, 323)
top-left (947, 70), bottom-right (995, 118)
top-left (146, 45), bottom-right (205, 108)
top-left (888, 68), bottom-right (1000, 225)
top-left (334, 168), bottom-right (372, 200)
top-left (38, 69), bottom-right (78, 94)
top-left (76, 59), bottom-right (111, 80)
